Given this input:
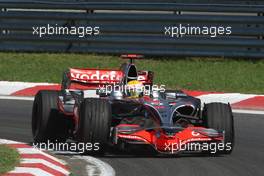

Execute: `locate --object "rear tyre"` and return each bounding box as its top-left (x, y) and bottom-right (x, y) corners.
top-left (32, 90), bottom-right (68, 143)
top-left (78, 98), bottom-right (112, 154)
top-left (203, 103), bottom-right (234, 154)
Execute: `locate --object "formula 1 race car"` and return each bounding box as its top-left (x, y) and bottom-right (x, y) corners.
top-left (32, 54), bottom-right (234, 155)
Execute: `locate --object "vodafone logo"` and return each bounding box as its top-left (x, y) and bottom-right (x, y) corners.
top-left (70, 69), bottom-right (123, 82)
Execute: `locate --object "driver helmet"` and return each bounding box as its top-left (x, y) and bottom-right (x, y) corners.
top-left (126, 80), bottom-right (144, 98)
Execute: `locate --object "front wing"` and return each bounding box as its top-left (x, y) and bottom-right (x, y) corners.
top-left (114, 125), bottom-right (224, 154)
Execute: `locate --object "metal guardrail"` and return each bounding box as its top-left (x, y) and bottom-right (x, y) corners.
top-left (0, 0), bottom-right (264, 58)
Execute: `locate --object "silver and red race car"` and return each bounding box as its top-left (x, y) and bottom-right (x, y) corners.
top-left (32, 54), bottom-right (234, 155)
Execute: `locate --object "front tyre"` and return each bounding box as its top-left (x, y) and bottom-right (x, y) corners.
top-left (32, 90), bottom-right (68, 143)
top-left (203, 103), bottom-right (234, 154)
top-left (77, 98), bottom-right (112, 154)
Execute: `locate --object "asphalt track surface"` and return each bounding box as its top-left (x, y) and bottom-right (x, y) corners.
top-left (0, 99), bottom-right (264, 176)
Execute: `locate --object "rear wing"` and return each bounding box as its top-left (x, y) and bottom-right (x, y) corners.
top-left (69, 68), bottom-right (124, 84)
top-left (121, 54), bottom-right (144, 64)
top-left (61, 68), bottom-right (123, 90)
top-left (62, 54), bottom-right (153, 90)
top-left (62, 68), bottom-right (153, 90)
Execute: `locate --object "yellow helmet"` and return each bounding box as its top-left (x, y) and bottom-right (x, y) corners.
top-left (127, 80), bottom-right (144, 98)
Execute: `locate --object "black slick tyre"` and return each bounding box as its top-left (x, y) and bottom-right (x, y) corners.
top-left (203, 103), bottom-right (234, 154)
top-left (32, 90), bottom-right (68, 143)
top-left (78, 98), bottom-right (112, 154)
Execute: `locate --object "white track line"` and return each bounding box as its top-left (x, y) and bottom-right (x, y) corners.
top-left (0, 81), bottom-right (58, 95)
top-left (197, 93), bottom-right (256, 105)
top-left (233, 109), bottom-right (264, 115)
top-left (76, 155), bottom-right (115, 176)
top-left (0, 95), bottom-right (34, 100)
top-left (53, 150), bottom-right (116, 176)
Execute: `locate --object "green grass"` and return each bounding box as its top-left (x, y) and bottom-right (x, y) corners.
top-left (0, 52), bottom-right (264, 93)
top-left (0, 145), bottom-right (20, 174)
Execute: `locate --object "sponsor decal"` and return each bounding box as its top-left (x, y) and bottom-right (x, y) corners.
top-left (70, 69), bottom-right (123, 82)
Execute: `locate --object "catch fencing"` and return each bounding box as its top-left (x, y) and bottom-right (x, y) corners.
top-left (0, 0), bottom-right (264, 58)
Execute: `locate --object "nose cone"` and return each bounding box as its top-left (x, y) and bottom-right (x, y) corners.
top-left (162, 126), bottom-right (183, 137)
